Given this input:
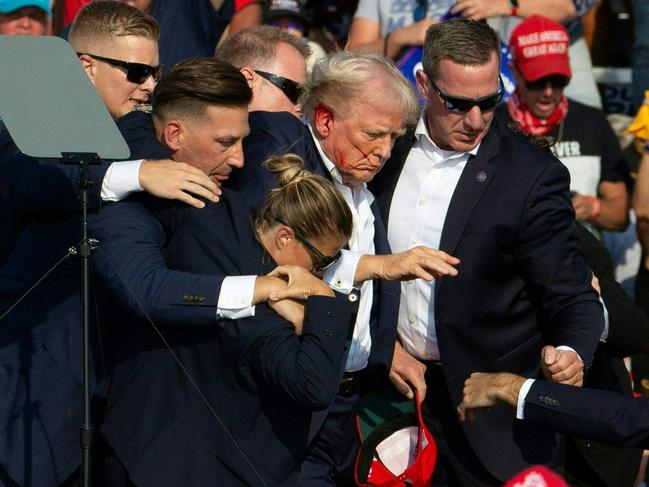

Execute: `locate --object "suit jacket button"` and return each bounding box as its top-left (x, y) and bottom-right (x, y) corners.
top-left (327, 311), bottom-right (336, 320)
top-left (324, 328), bottom-right (334, 337)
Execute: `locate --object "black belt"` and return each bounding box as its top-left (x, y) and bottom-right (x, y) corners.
top-left (423, 360), bottom-right (442, 367)
top-left (338, 370), bottom-right (362, 397)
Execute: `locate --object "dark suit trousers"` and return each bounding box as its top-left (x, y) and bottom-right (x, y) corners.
top-left (298, 390), bottom-right (361, 486)
top-left (423, 364), bottom-right (501, 487)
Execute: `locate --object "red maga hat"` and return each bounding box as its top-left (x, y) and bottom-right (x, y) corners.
top-left (509, 15), bottom-right (571, 82)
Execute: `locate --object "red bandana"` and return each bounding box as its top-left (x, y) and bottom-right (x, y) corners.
top-left (507, 91), bottom-right (568, 136)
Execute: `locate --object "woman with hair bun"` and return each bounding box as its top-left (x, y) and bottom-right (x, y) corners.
top-left (103, 152), bottom-right (358, 487)
top-left (255, 153), bottom-right (352, 276)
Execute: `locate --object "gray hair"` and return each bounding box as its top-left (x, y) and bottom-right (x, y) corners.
top-left (215, 25), bottom-right (311, 69)
top-left (303, 51), bottom-right (419, 127)
top-left (422, 19), bottom-right (501, 82)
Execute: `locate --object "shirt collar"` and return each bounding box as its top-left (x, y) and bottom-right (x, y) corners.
top-left (414, 114), bottom-right (481, 160)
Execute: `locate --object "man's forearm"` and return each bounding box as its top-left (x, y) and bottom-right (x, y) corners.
top-left (490, 372), bottom-right (526, 408)
top-left (253, 275), bottom-right (288, 304)
top-left (354, 254), bottom-right (384, 283)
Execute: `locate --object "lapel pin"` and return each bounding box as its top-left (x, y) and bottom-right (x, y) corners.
top-left (476, 171), bottom-right (487, 183)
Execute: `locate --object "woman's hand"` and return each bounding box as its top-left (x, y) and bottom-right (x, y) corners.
top-left (266, 265), bottom-right (335, 301)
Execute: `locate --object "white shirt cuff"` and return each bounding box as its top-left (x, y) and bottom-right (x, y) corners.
top-left (516, 378), bottom-right (535, 419)
top-left (323, 249), bottom-right (362, 294)
top-left (599, 297), bottom-right (610, 342)
top-left (556, 345), bottom-right (582, 364)
top-left (217, 275), bottom-right (256, 319)
top-left (100, 159), bottom-right (144, 202)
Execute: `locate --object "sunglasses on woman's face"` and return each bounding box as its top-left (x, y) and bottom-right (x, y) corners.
top-left (277, 219), bottom-right (342, 272)
top-left (429, 76), bottom-right (505, 113)
top-left (77, 53), bottom-right (162, 84)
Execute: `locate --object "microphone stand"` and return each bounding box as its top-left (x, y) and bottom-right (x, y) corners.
top-left (63, 152), bottom-right (100, 487)
top-left (0, 35), bottom-right (131, 487)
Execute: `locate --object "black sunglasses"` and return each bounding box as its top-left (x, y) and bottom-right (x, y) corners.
top-left (524, 75), bottom-right (570, 91)
top-left (277, 219), bottom-right (342, 272)
top-left (254, 70), bottom-right (304, 105)
top-left (77, 53), bottom-right (162, 84)
top-left (430, 76), bottom-right (504, 113)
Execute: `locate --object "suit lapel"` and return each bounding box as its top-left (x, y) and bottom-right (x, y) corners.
top-left (376, 131), bottom-right (416, 227)
top-left (303, 130), bottom-right (327, 178)
top-left (435, 126), bottom-right (500, 300)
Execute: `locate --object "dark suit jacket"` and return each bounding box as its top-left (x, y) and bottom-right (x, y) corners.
top-left (229, 111), bottom-right (323, 212)
top-left (570, 222), bottom-right (648, 487)
top-left (525, 380), bottom-right (649, 450)
top-left (0, 122), bottom-right (110, 264)
top-left (370, 117), bottom-right (604, 481)
top-left (567, 222), bottom-right (649, 487)
top-left (100, 191), bottom-right (355, 487)
top-left (0, 126), bottom-right (113, 486)
top-left (95, 112), bottom-right (357, 485)
top-left (231, 110), bottom-right (399, 379)
top-left (116, 109), bottom-right (170, 160)
top-left (575, 223), bottom-right (649, 359)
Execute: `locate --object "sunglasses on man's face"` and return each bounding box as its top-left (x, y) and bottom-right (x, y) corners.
top-left (430, 76), bottom-right (504, 114)
top-left (524, 75), bottom-right (570, 91)
top-left (276, 219), bottom-right (342, 272)
top-left (77, 53), bottom-right (163, 84)
top-left (254, 70), bottom-right (304, 105)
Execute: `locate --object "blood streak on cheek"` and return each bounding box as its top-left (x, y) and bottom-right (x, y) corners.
top-left (334, 146), bottom-right (347, 170)
top-left (352, 142), bottom-right (370, 161)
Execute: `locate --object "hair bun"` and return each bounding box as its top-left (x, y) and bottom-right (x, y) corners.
top-left (263, 153), bottom-right (310, 187)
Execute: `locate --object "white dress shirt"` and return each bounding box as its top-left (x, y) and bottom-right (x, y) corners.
top-left (310, 126), bottom-right (375, 372)
top-left (387, 117), bottom-right (479, 360)
top-left (388, 118), bottom-right (584, 363)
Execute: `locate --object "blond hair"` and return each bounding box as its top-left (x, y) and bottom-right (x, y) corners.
top-left (255, 154), bottom-right (352, 242)
top-left (69, 1), bottom-right (159, 50)
top-left (303, 51), bottom-right (419, 126)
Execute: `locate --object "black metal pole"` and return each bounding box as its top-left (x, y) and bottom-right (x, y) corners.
top-left (79, 158), bottom-right (93, 487)
top-left (62, 152), bottom-right (100, 487)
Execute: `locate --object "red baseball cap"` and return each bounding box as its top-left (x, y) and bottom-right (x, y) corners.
top-left (505, 465), bottom-right (569, 487)
top-left (509, 15), bottom-right (571, 82)
top-left (355, 390), bottom-right (437, 487)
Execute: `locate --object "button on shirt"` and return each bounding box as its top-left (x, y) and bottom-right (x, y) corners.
top-left (310, 126), bottom-right (375, 372)
top-left (387, 117), bottom-right (479, 360)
